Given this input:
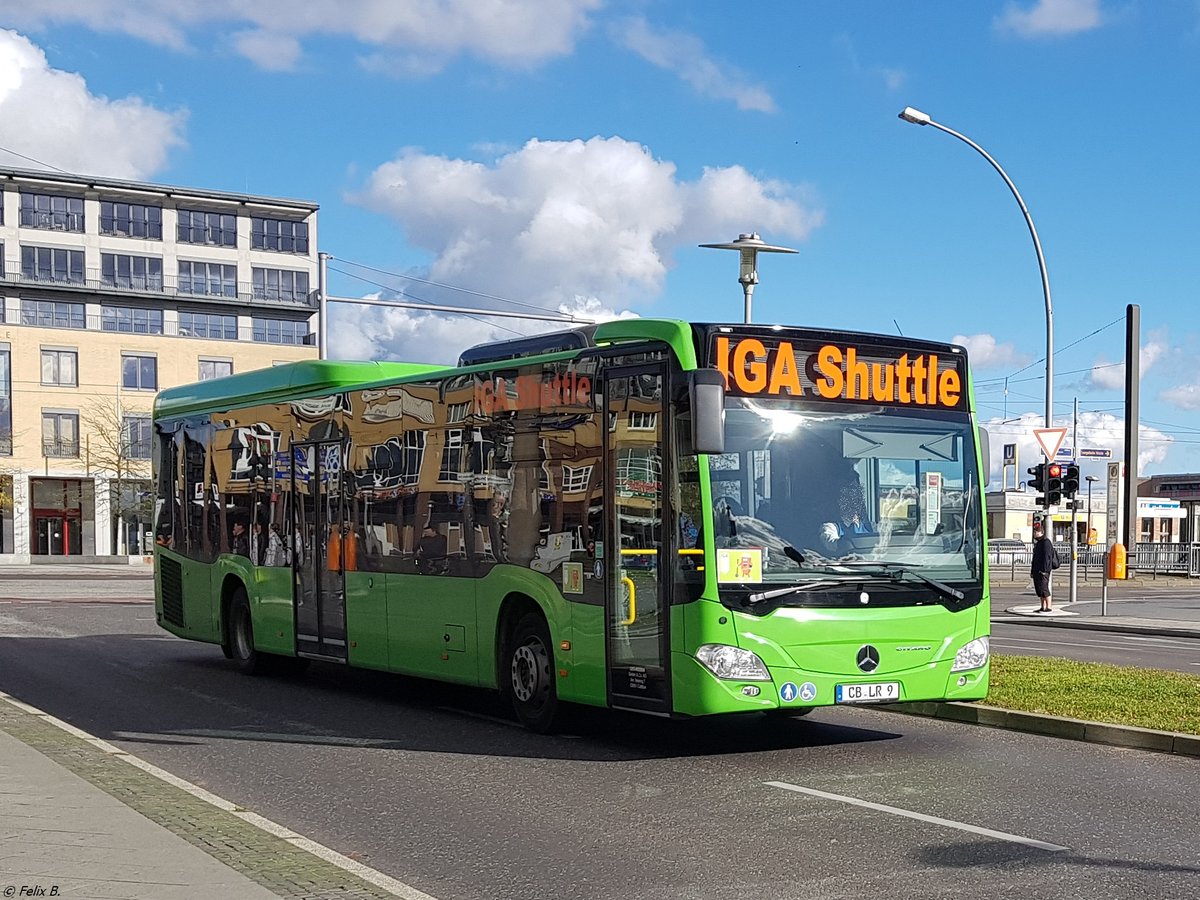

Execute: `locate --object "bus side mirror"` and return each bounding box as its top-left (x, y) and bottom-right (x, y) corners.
top-left (689, 368), bottom-right (725, 455)
top-left (978, 426), bottom-right (991, 486)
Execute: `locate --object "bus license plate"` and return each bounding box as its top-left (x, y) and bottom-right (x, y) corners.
top-left (836, 682), bottom-right (900, 703)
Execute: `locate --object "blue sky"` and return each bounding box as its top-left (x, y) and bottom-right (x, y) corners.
top-left (2, 0), bottom-right (1199, 478)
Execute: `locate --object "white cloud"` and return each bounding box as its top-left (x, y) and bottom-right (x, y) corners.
top-left (1160, 384), bottom-right (1200, 411)
top-left (1088, 339), bottom-right (1167, 390)
top-left (995, 0), bottom-right (1104, 38)
top-left (344, 136), bottom-right (820, 361)
top-left (0, 0), bottom-right (602, 73)
top-left (833, 34), bottom-right (906, 92)
top-left (951, 333), bottom-right (1029, 370)
top-left (984, 411), bottom-right (1171, 480)
top-left (230, 29), bottom-right (302, 71)
top-left (613, 17), bottom-right (776, 112)
top-left (0, 30), bottom-right (186, 179)
top-left (326, 293), bottom-right (638, 366)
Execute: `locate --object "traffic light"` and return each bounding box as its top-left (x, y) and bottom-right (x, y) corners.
top-left (1063, 463), bottom-right (1080, 498)
top-left (1027, 462), bottom-right (1046, 493)
top-left (1045, 462), bottom-right (1064, 507)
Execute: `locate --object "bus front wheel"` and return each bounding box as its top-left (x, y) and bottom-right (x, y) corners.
top-left (228, 587), bottom-right (265, 675)
top-left (506, 612), bottom-right (559, 732)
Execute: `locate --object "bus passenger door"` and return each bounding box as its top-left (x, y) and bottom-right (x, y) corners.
top-left (292, 440), bottom-right (349, 661)
top-left (605, 366), bottom-right (671, 714)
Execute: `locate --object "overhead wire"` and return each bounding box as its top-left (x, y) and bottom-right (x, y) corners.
top-left (326, 265), bottom-right (525, 337)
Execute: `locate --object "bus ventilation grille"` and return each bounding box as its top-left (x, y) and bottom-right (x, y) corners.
top-left (160, 557), bottom-right (185, 628)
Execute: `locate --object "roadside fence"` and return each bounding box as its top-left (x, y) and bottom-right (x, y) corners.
top-left (989, 542), bottom-right (1200, 579)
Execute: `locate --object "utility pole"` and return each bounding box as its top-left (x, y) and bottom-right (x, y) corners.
top-left (1122, 304), bottom-right (1140, 560)
top-left (1068, 397), bottom-right (1079, 604)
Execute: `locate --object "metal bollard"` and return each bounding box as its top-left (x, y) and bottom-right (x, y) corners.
top-left (1101, 551), bottom-right (1108, 617)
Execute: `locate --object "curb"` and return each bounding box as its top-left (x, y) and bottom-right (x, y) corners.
top-left (880, 700), bottom-right (1200, 758)
top-left (990, 615), bottom-right (1200, 640)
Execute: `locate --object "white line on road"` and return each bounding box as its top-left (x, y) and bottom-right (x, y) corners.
top-left (765, 781), bottom-right (1066, 852)
top-left (0, 691), bottom-right (439, 900)
top-left (993, 634), bottom-right (1195, 650)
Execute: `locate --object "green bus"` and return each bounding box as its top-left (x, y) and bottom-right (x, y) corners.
top-left (152, 319), bottom-right (991, 731)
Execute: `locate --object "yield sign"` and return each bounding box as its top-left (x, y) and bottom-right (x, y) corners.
top-left (1033, 427), bottom-right (1068, 461)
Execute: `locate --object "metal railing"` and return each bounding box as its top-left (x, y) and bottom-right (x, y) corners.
top-left (0, 265), bottom-right (317, 308)
top-left (990, 541), bottom-right (1200, 578)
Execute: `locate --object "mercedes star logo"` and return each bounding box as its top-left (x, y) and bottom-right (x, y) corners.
top-left (856, 645), bottom-right (880, 673)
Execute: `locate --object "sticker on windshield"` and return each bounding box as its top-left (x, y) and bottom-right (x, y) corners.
top-left (717, 548), bottom-right (762, 582)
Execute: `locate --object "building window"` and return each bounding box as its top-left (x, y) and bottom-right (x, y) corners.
top-left (101, 306), bottom-right (164, 334)
top-left (123, 415), bottom-right (153, 459)
top-left (41, 349), bottom-right (78, 387)
top-left (100, 201), bottom-right (162, 239)
top-left (122, 354), bottom-right (157, 391)
top-left (20, 300), bottom-right (86, 330)
top-left (20, 193), bottom-right (84, 232)
top-left (0, 242), bottom-right (4, 281)
top-left (629, 411), bottom-right (658, 431)
top-left (177, 209), bottom-right (237, 246)
top-left (251, 317), bottom-right (309, 345)
top-left (179, 312), bottom-right (238, 340)
top-left (251, 217), bottom-right (309, 253)
top-left (251, 267), bottom-right (310, 302)
top-left (199, 358), bottom-right (233, 380)
top-left (101, 253), bottom-right (163, 291)
top-left (562, 464), bottom-right (593, 493)
top-left (178, 261), bottom-right (237, 297)
top-left (447, 401), bottom-right (471, 424)
top-left (20, 246), bottom-right (85, 284)
top-left (42, 411), bottom-right (80, 458)
top-left (439, 429), bottom-right (464, 482)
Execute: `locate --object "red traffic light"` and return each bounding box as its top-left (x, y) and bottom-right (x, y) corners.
top-left (1047, 463), bottom-right (1063, 477)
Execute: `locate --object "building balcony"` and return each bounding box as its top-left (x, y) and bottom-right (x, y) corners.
top-left (0, 265), bottom-right (318, 309)
top-left (42, 440), bottom-right (81, 459)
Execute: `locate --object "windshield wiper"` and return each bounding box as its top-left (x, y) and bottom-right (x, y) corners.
top-left (824, 560), bottom-right (965, 602)
top-left (748, 578), bottom-right (862, 604)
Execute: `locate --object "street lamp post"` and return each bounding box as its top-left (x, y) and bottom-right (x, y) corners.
top-left (699, 233), bottom-right (797, 324)
top-left (897, 107), bottom-right (1054, 436)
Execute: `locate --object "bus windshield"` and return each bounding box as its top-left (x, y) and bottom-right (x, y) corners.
top-left (709, 397), bottom-right (982, 605)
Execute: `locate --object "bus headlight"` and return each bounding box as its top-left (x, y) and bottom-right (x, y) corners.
top-left (695, 644), bottom-right (771, 681)
top-left (951, 637), bottom-right (989, 672)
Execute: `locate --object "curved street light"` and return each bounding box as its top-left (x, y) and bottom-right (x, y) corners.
top-left (898, 106), bottom-right (1054, 432)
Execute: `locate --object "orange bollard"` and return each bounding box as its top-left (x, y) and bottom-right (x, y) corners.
top-left (1106, 543), bottom-right (1127, 580)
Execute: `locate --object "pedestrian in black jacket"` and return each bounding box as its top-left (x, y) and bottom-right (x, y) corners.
top-left (1030, 524), bottom-right (1060, 613)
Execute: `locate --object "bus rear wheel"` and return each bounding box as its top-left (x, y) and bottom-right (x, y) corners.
top-left (506, 612), bottom-right (559, 732)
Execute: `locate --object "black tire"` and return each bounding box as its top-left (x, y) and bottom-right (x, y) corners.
top-left (228, 587), bottom-right (266, 675)
top-left (506, 611), bottom-right (559, 732)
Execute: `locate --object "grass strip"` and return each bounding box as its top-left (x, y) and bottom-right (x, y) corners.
top-left (990, 654), bottom-right (1200, 736)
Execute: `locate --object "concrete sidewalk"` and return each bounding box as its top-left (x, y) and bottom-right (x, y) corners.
top-left (0, 696), bottom-right (418, 900)
top-left (990, 573), bottom-right (1200, 638)
top-left (0, 727), bottom-right (279, 900)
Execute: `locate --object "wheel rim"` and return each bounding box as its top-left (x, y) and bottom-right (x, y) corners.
top-left (511, 638), bottom-right (548, 705)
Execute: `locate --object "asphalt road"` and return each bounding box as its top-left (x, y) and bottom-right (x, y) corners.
top-left (990, 623), bottom-right (1200, 673)
top-left (2, 596), bottom-right (1199, 900)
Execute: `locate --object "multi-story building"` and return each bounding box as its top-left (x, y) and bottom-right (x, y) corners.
top-left (0, 165), bottom-right (319, 562)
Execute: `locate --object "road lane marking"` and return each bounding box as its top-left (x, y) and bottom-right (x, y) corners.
top-left (765, 781), bottom-right (1066, 852)
top-left (994, 634), bottom-right (1195, 650)
top-left (0, 690), bottom-right (438, 899)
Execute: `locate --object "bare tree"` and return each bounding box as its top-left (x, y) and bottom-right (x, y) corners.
top-left (82, 400), bottom-right (153, 554)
